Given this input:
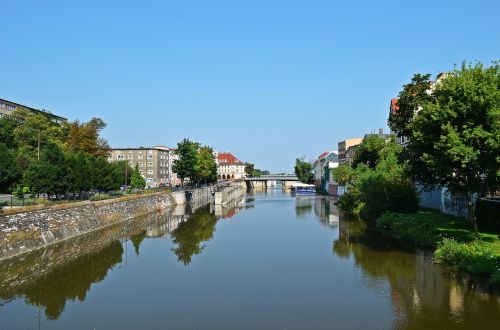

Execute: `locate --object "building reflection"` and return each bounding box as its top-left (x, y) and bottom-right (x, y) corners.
top-left (0, 198), bottom-right (246, 321)
top-left (334, 218), bottom-right (500, 328)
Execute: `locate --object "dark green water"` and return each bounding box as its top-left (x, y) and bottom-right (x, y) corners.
top-left (1, 189), bottom-right (499, 329)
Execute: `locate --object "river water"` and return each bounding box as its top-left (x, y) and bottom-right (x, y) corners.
top-left (1, 188), bottom-right (499, 329)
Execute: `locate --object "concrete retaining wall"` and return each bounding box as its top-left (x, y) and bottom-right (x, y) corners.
top-left (0, 192), bottom-right (174, 261)
top-left (215, 185), bottom-right (245, 205)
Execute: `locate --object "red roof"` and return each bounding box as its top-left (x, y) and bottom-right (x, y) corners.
top-left (218, 152), bottom-right (243, 165)
top-left (318, 152), bottom-right (329, 160)
top-left (390, 98), bottom-right (400, 114)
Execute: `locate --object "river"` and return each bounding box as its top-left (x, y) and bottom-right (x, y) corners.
top-left (1, 188), bottom-right (499, 329)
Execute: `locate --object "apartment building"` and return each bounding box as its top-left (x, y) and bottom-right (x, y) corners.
top-left (217, 152), bottom-right (245, 180)
top-left (108, 147), bottom-right (170, 187)
top-left (338, 138), bottom-right (363, 165)
top-left (0, 98), bottom-right (67, 124)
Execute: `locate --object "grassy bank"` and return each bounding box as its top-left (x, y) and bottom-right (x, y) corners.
top-left (376, 209), bottom-right (500, 284)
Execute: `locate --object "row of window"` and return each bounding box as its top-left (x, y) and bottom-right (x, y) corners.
top-left (0, 102), bottom-right (17, 111)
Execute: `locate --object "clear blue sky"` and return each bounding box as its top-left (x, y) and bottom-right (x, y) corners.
top-left (1, 0), bottom-right (499, 172)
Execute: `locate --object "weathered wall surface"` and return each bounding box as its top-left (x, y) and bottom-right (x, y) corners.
top-left (0, 192), bottom-right (174, 261)
top-left (215, 184), bottom-right (245, 205)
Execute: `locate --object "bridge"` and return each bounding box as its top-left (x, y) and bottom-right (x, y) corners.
top-left (245, 174), bottom-right (300, 190)
top-left (245, 174), bottom-right (299, 181)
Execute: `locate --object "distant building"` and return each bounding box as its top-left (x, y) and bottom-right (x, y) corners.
top-left (338, 138), bottom-right (363, 166)
top-left (313, 151), bottom-right (338, 192)
top-left (108, 147), bottom-right (170, 187)
top-left (217, 152), bottom-right (245, 180)
top-left (0, 98), bottom-right (67, 124)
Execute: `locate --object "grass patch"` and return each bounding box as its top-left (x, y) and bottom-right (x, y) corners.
top-left (376, 208), bottom-right (500, 284)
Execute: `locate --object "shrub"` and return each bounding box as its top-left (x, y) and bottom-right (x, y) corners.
top-left (434, 238), bottom-right (500, 276)
top-left (337, 191), bottom-right (362, 214)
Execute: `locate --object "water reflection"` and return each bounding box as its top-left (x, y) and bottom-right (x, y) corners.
top-left (0, 198), bottom-right (244, 323)
top-left (334, 217), bottom-right (500, 329)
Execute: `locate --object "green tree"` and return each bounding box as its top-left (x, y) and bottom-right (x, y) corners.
top-left (24, 143), bottom-right (67, 197)
top-left (388, 73), bottom-right (433, 138)
top-left (172, 138), bottom-right (200, 185)
top-left (130, 164), bottom-right (146, 189)
top-left (65, 152), bottom-right (93, 196)
top-left (244, 162), bottom-right (255, 176)
top-left (407, 61), bottom-right (500, 235)
top-left (194, 146), bottom-right (217, 183)
top-left (0, 143), bottom-right (21, 193)
top-left (332, 164), bottom-right (354, 186)
top-left (294, 158), bottom-right (314, 184)
top-left (0, 116), bottom-right (19, 149)
top-left (352, 135), bottom-right (386, 169)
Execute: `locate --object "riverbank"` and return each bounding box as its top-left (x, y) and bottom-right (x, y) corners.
top-left (376, 208), bottom-right (500, 284)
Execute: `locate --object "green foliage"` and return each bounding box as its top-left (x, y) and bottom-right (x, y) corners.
top-left (194, 146), bottom-right (217, 183)
top-left (475, 198), bottom-right (500, 231)
top-left (0, 116), bottom-right (19, 149)
top-left (435, 238), bottom-right (500, 277)
top-left (332, 164), bottom-right (354, 186)
top-left (388, 73), bottom-right (433, 138)
top-left (294, 157), bottom-right (314, 184)
top-left (404, 62), bottom-right (500, 233)
top-left (352, 135), bottom-right (387, 169)
top-left (244, 162), bottom-right (255, 176)
top-left (359, 155), bottom-right (419, 222)
top-left (172, 138), bottom-right (200, 184)
top-left (24, 143), bottom-right (67, 196)
top-left (130, 164), bottom-right (146, 189)
top-left (0, 143), bottom-right (21, 193)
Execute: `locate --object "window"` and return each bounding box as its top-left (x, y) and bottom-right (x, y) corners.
top-left (147, 162), bottom-right (153, 167)
top-left (147, 169), bottom-right (153, 174)
top-left (138, 155), bottom-right (143, 160)
top-left (147, 154), bottom-right (153, 159)
top-left (117, 155), bottom-right (124, 160)
top-left (128, 155), bottom-right (133, 160)
top-left (138, 162), bottom-right (143, 167)
top-left (148, 150), bottom-right (153, 154)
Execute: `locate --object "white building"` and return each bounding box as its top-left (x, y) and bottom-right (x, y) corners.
top-left (217, 152), bottom-right (245, 180)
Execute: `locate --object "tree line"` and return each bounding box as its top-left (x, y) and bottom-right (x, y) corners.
top-left (0, 109), bottom-right (141, 196)
top-left (334, 61), bottom-right (499, 234)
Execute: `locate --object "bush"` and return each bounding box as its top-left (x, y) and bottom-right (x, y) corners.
top-left (337, 191), bottom-right (362, 214)
top-left (359, 171), bottom-right (419, 222)
top-left (435, 238), bottom-right (500, 276)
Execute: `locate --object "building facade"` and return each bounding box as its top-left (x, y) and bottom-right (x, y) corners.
top-left (338, 138), bottom-right (363, 165)
top-left (217, 152), bottom-right (245, 180)
top-left (0, 98), bottom-right (67, 124)
top-left (108, 147), bottom-right (170, 187)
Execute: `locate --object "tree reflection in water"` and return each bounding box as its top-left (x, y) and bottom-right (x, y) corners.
top-left (0, 241), bottom-right (123, 320)
top-left (333, 218), bottom-right (500, 329)
top-left (170, 206), bottom-right (218, 265)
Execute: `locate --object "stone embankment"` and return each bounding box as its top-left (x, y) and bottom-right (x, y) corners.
top-left (0, 192), bottom-right (174, 261)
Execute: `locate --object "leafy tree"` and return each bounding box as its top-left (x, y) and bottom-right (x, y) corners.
top-left (388, 73), bottom-right (433, 138)
top-left (244, 162), bottom-right (255, 176)
top-left (352, 135), bottom-right (386, 169)
top-left (194, 146), bottom-right (217, 183)
top-left (13, 110), bottom-right (65, 163)
top-left (407, 61), bottom-right (500, 235)
top-left (65, 152), bottom-right (93, 196)
top-left (332, 164), bottom-right (354, 186)
top-left (294, 158), bottom-right (314, 184)
top-left (91, 157), bottom-right (122, 192)
top-left (172, 138), bottom-right (200, 185)
top-left (0, 116), bottom-right (19, 149)
top-left (130, 164), bottom-right (146, 189)
top-left (24, 143), bottom-right (67, 197)
top-left (0, 143), bottom-right (21, 192)
top-left (64, 118), bottom-right (110, 157)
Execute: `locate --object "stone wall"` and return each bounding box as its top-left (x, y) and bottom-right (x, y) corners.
top-left (0, 192), bottom-right (174, 261)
